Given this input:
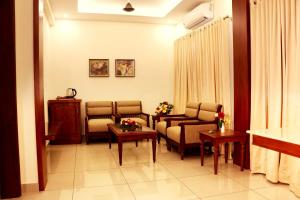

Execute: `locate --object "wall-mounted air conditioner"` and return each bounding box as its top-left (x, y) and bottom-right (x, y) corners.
top-left (182, 2), bottom-right (214, 29)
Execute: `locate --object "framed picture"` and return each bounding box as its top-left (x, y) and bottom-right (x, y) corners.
top-left (89, 59), bottom-right (109, 77)
top-left (115, 59), bottom-right (135, 77)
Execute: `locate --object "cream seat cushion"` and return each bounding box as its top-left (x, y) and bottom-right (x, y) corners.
top-left (166, 126), bottom-right (181, 143)
top-left (121, 118), bottom-right (147, 126)
top-left (167, 124), bottom-right (217, 144)
top-left (156, 121), bottom-right (167, 135)
top-left (88, 118), bottom-right (114, 132)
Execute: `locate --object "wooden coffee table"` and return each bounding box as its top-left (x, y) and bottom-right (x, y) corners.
top-left (108, 124), bottom-right (157, 166)
top-left (199, 129), bottom-right (246, 174)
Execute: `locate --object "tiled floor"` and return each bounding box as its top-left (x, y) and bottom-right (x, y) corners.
top-left (12, 140), bottom-right (300, 200)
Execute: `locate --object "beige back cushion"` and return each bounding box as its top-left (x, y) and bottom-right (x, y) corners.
top-left (86, 101), bottom-right (113, 115)
top-left (184, 102), bottom-right (200, 117)
top-left (198, 103), bottom-right (221, 121)
top-left (116, 101), bottom-right (141, 114)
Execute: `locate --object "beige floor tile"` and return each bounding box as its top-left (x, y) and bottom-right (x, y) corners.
top-left (47, 144), bottom-right (77, 151)
top-left (180, 174), bottom-right (247, 198)
top-left (202, 190), bottom-right (268, 200)
top-left (254, 184), bottom-right (300, 200)
top-left (75, 156), bottom-right (119, 171)
top-left (76, 149), bottom-right (114, 161)
top-left (47, 147), bottom-right (76, 163)
top-left (73, 185), bottom-right (135, 200)
top-left (47, 158), bottom-right (76, 174)
top-left (11, 190), bottom-right (73, 200)
top-left (121, 163), bottom-right (174, 183)
top-left (45, 173), bottom-right (74, 191)
top-left (162, 160), bottom-right (213, 178)
top-left (221, 166), bottom-right (274, 189)
top-left (74, 169), bottom-right (126, 188)
top-left (129, 179), bottom-right (197, 200)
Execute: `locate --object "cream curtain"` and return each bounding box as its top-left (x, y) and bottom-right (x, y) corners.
top-left (174, 18), bottom-right (233, 125)
top-left (250, 0), bottom-right (300, 196)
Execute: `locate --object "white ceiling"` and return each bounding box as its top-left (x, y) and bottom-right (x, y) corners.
top-left (49, 0), bottom-right (206, 25)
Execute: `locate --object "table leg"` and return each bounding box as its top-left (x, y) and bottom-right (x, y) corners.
top-left (200, 141), bottom-right (204, 166)
top-left (225, 143), bottom-right (228, 163)
top-left (136, 140), bottom-right (138, 147)
top-left (152, 138), bottom-right (156, 163)
top-left (118, 142), bottom-right (123, 166)
top-left (240, 142), bottom-right (245, 171)
top-left (214, 143), bottom-right (219, 175)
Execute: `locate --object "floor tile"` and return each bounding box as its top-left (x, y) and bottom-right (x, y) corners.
top-left (162, 160), bottom-right (212, 178)
top-left (221, 166), bottom-right (274, 189)
top-left (45, 173), bottom-right (74, 191)
top-left (120, 163), bottom-right (174, 183)
top-left (74, 169), bottom-right (126, 188)
top-left (129, 179), bottom-right (197, 200)
top-left (254, 184), bottom-right (300, 200)
top-left (180, 174), bottom-right (247, 198)
top-left (202, 190), bottom-right (267, 200)
top-left (11, 190), bottom-right (73, 200)
top-left (73, 185), bottom-right (135, 200)
top-left (47, 158), bottom-right (75, 174)
top-left (75, 157), bottom-right (118, 171)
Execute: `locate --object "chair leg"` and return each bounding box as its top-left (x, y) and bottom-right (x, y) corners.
top-left (180, 144), bottom-right (185, 160)
top-left (157, 134), bottom-right (161, 144)
top-left (86, 135), bottom-right (90, 144)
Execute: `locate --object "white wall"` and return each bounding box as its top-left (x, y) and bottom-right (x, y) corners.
top-left (214, 0), bottom-right (232, 18)
top-left (15, 0), bottom-right (38, 184)
top-left (174, 0), bottom-right (232, 39)
top-left (44, 20), bottom-right (175, 126)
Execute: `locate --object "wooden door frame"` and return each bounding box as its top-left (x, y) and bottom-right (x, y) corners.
top-left (0, 0), bottom-right (22, 198)
top-left (33, 0), bottom-right (47, 191)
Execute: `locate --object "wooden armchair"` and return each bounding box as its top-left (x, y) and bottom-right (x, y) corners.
top-left (115, 101), bottom-right (150, 127)
top-left (155, 102), bottom-right (200, 143)
top-left (166, 103), bottom-right (223, 160)
top-left (85, 101), bottom-right (114, 144)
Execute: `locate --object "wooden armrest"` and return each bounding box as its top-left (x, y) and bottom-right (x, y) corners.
top-left (45, 122), bottom-right (62, 141)
top-left (165, 117), bottom-right (196, 122)
top-left (179, 121), bottom-right (217, 126)
top-left (141, 112), bottom-right (150, 117)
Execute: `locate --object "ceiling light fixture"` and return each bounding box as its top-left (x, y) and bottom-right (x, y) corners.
top-left (123, 1), bottom-right (134, 12)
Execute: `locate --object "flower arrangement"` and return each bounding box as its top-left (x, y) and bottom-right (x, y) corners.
top-left (215, 112), bottom-right (225, 132)
top-left (155, 102), bottom-right (174, 115)
top-left (120, 119), bottom-right (139, 130)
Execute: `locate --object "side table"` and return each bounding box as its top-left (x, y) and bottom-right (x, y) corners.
top-left (199, 129), bottom-right (246, 175)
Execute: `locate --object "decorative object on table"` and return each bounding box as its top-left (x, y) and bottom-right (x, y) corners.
top-left (115, 59), bottom-right (135, 77)
top-left (215, 111), bottom-right (225, 132)
top-left (155, 101), bottom-right (174, 115)
top-left (89, 59), bottom-right (109, 77)
top-left (120, 119), bottom-right (139, 131)
top-left (65, 88), bottom-right (77, 98)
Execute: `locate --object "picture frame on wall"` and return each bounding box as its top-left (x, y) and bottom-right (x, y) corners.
top-left (89, 59), bottom-right (109, 77)
top-left (115, 59), bottom-right (135, 77)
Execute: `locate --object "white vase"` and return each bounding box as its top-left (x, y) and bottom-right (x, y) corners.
top-left (220, 124), bottom-right (225, 133)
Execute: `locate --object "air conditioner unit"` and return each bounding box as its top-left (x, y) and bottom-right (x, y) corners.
top-left (183, 2), bottom-right (214, 29)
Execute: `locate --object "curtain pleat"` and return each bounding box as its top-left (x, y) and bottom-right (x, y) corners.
top-left (173, 19), bottom-right (233, 123)
top-left (250, 0), bottom-right (300, 196)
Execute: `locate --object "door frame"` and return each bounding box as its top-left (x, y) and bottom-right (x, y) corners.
top-left (33, 0), bottom-right (48, 191)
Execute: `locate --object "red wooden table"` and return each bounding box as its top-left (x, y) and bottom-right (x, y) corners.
top-left (200, 129), bottom-right (246, 174)
top-left (108, 124), bottom-right (157, 166)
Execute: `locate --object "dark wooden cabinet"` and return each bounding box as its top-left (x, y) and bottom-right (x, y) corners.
top-left (48, 99), bottom-right (82, 144)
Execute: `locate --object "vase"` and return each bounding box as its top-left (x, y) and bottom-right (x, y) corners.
top-left (220, 123), bottom-right (225, 133)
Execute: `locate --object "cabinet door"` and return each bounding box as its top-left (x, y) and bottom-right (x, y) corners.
top-left (48, 102), bottom-right (81, 144)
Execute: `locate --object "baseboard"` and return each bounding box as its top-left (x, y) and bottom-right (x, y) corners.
top-left (21, 183), bottom-right (39, 193)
